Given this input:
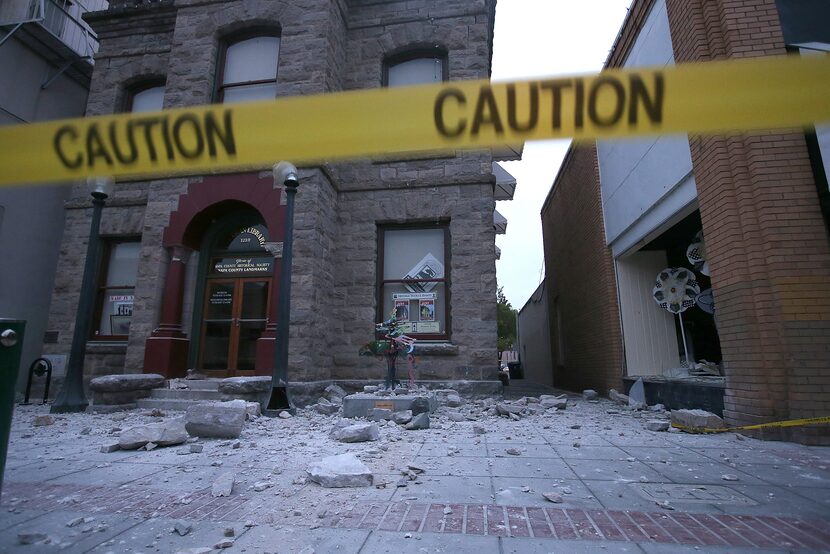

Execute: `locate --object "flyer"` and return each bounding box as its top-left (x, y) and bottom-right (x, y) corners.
top-left (394, 299), bottom-right (410, 322)
top-left (418, 298), bottom-right (435, 321)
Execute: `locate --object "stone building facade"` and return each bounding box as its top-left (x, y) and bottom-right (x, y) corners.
top-left (541, 0), bottom-right (830, 444)
top-left (43, 0), bottom-right (506, 393)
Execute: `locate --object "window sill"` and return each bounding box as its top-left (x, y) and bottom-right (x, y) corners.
top-left (412, 342), bottom-right (458, 356)
top-left (85, 341), bottom-right (128, 354)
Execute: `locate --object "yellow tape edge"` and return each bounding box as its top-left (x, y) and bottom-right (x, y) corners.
top-left (671, 415), bottom-right (830, 434)
top-left (0, 54), bottom-right (829, 186)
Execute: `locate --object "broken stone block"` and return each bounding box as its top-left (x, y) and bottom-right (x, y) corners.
top-left (539, 395), bottom-right (567, 410)
top-left (313, 400), bottom-right (340, 416)
top-left (645, 420), bottom-right (670, 432)
top-left (609, 389), bottom-right (629, 405)
top-left (472, 424), bottom-right (486, 435)
top-left (90, 374), bottom-right (165, 392)
top-left (446, 394), bottom-right (463, 408)
top-left (542, 492), bottom-right (563, 503)
top-left (278, 411), bottom-right (292, 419)
top-left (214, 539), bottom-right (234, 549)
top-left (190, 443), bottom-right (203, 453)
top-left (330, 422), bottom-right (379, 443)
top-left (582, 390), bottom-right (598, 401)
top-left (410, 397), bottom-right (430, 415)
top-left (217, 376), bottom-right (271, 395)
top-left (118, 418), bottom-right (189, 450)
top-left (100, 442), bottom-right (120, 453)
top-left (33, 415), bottom-right (54, 427)
top-left (391, 410), bottom-right (413, 425)
top-left (496, 403), bottom-right (524, 417)
top-left (405, 412), bottom-right (430, 430)
top-left (185, 401), bottom-right (246, 439)
top-left (212, 473), bottom-right (235, 497)
top-left (244, 402), bottom-right (261, 418)
top-left (363, 385), bottom-right (379, 393)
top-left (670, 409), bottom-right (725, 433)
top-left (325, 384), bottom-right (348, 400)
top-left (90, 373), bottom-right (165, 405)
top-left (173, 520), bottom-right (193, 536)
top-left (369, 408), bottom-right (393, 421)
top-left (446, 411), bottom-right (466, 422)
top-left (307, 453), bottom-right (373, 488)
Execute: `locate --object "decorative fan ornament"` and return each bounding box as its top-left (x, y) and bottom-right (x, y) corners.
top-left (686, 230), bottom-right (710, 276)
top-left (652, 268), bottom-right (700, 314)
top-left (696, 288), bottom-right (715, 314)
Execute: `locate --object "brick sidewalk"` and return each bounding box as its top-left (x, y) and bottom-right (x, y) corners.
top-left (4, 481), bottom-right (829, 551)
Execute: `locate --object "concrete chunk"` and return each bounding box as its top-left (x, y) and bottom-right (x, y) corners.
top-left (185, 401), bottom-right (246, 439)
top-left (307, 453), bottom-right (373, 488)
top-left (671, 409), bottom-right (725, 432)
top-left (405, 412), bottom-right (430, 430)
top-left (218, 376), bottom-right (271, 395)
top-left (89, 373), bottom-right (165, 392)
top-left (212, 473), bottom-right (235, 497)
top-left (118, 418), bottom-right (188, 450)
top-left (330, 422), bottom-right (379, 443)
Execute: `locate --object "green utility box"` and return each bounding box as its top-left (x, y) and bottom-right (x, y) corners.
top-left (0, 319), bottom-right (25, 497)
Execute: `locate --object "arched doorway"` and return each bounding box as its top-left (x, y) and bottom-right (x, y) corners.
top-left (193, 211), bottom-right (274, 377)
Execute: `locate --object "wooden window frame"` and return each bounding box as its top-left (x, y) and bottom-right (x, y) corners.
top-left (214, 28), bottom-right (281, 104)
top-left (376, 222), bottom-right (451, 341)
top-left (91, 237), bottom-right (141, 341)
top-left (382, 47), bottom-right (449, 87)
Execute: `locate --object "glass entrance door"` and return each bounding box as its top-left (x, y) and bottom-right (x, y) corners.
top-left (200, 278), bottom-right (270, 376)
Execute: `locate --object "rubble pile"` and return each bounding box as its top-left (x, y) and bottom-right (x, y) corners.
top-left (4, 380), bottom-right (770, 551)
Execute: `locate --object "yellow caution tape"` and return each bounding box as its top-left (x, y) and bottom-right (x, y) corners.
top-left (0, 54), bottom-right (828, 186)
top-left (671, 415), bottom-right (830, 434)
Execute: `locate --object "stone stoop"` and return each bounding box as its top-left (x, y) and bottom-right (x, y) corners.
top-left (136, 379), bottom-right (223, 411)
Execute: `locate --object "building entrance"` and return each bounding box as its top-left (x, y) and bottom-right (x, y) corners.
top-left (200, 276), bottom-right (270, 376)
top-left (193, 216), bottom-right (276, 377)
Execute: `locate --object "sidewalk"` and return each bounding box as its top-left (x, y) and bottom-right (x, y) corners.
top-left (1, 392), bottom-right (828, 553)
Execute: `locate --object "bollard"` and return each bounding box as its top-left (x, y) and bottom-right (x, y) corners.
top-left (0, 319), bottom-right (25, 498)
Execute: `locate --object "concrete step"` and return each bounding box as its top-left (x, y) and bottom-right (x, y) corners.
top-left (149, 388), bottom-right (223, 401)
top-left (136, 398), bottom-right (205, 412)
top-left (167, 378), bottom-right (221, 391)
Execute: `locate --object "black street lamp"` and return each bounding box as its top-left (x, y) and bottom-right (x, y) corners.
top-left (51, 178), bottom-right (113, 413)
top-left (266, 162), bottom-right (299, 416)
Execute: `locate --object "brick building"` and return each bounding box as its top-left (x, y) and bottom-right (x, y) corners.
top-left (541, 0), bottom-right (830, 444)
top-left (40, 0), bottom-right (513, 398)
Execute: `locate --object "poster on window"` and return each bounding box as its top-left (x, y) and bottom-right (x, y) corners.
top-left (403, 253), bottom-right (444, 293)
top-left (394, 299), bottom-right (410, 322)
top-left (417, 321), bottom-right (440, 333)
top-left (418, 298), bottom-right (435, 321)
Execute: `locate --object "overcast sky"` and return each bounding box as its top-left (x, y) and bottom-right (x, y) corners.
top-left (490, 0), bottom-right (632, 309)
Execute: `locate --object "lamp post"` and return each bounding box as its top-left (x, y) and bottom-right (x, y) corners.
top-left (265, 162), bottom-right (299, 415)
top-left (51, 177), bottom-right (113, 413)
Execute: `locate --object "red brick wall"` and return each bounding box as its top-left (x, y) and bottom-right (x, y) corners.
top-left (664, 0), bottom-right (830, 444)
top-left (541, 145), bottom-right (625, 395)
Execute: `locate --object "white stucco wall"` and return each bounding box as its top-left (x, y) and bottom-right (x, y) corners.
top-left (597, 0), bottom-right (696, 257)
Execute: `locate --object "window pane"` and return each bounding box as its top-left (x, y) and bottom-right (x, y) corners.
top-left (96, 287), bottom-right (134, 337)
top-left (105, 242), bottom-right (140, 286)
top-left (388, 57), bottom-right (443, 87)
top-left (383, 228), bottom-right (444, 281)
top-left (222, 83), bottom-right (278, 104)
top-left (382, 283), bottom-right (446, 335)
top-left (223, 36), bottom-right (279, 85)
top-left (131, 86), bottom-right (164, 112)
